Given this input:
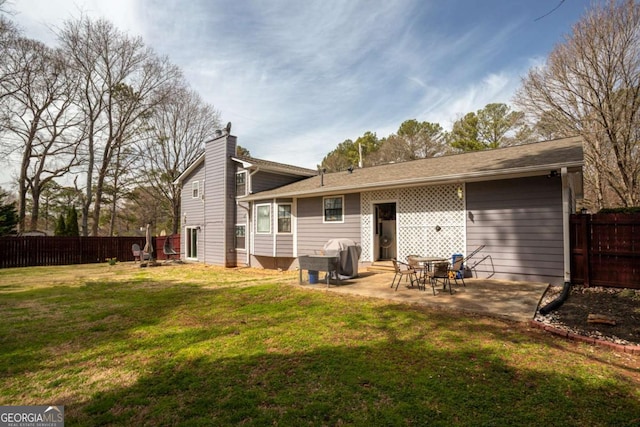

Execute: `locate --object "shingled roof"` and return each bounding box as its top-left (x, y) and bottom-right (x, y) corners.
top-left (173, 151), bottom-right (317, 185)
top-left (232, 155), bottom-right (317, 177)
top-left (241, 136), bottom-right (584, 201)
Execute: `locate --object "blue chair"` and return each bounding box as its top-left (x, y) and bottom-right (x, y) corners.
top-left (450, 254), bottom-right (466, 287)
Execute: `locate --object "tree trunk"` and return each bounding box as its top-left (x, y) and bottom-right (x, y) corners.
top-left (91, 171), bottom-right (105, 236)
top-left (82, 131), bottom-right (95, 237)
top-left (171, 191), bottom-right (180, 235)
top-left (108, 145), bottom-right (122, 237)
top-left (29, 181), bottom-right (41, 230)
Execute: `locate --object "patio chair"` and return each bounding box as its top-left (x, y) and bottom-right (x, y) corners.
top-left (430, 261), bottom-right (453, 294)
top-left (133, 243), bottom-right (151, 263)
top-left (132, 244), bottom-right (142, 262)
top-left (390, 259), bottom-right (418, 291)
top-left (406, 255), bottom-right (429, 291)
top-left (163, 236), bottom-right (178, 261)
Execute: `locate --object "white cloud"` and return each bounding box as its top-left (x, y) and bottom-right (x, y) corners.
top-left (0, 0), bottom-right (587, 186)
top-left (11, 0), bottom-right (142, 44)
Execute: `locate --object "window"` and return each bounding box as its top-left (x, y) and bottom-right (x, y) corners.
top-left (256, 204), bottom-right (271, 233)
top-left (235, 225), bottom-right (246, 250)
top-left (192, 181), bottom-right (200, 199)
top-left (323, 196), bottom-right (344, 222)
top-left (186, 227), bottom-right (198, 259)
top-left (277, 204), bottom-right (292, 233)
top-left (236, 172), bottom-right (246, 197)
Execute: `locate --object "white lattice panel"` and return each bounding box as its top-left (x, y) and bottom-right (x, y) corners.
top-left (361, 185), bottom-right (465, 261)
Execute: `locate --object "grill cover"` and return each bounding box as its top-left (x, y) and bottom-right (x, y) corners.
top-left (322, 238), bottom-right (362, 279)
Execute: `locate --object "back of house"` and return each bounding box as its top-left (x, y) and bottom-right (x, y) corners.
top-left (175, 130), bottom-right (584, 285)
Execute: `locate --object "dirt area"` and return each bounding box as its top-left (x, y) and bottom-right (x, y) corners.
top-left (535, 285), bottom-right (640, 346)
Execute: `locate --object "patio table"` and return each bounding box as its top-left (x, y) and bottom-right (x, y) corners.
top-left (412, 256), bottom-right (447, 271)
top-left (410, 256), bottom-right (447, 291)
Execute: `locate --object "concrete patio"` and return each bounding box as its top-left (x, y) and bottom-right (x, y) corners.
top-left (300, 271), bottom-right (550, 323)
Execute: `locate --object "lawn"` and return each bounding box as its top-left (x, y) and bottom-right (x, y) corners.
top-left (0, 263), bottom-right (639, 426)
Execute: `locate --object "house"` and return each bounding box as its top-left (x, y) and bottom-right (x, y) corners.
top-left (174, 129), bottom-right (584, 285)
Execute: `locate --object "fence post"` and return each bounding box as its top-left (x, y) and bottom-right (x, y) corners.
top-left (582, 214), bottom-right (591, 287)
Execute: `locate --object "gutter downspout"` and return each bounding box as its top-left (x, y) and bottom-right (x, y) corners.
top-left (202, 160), bottom-right (206, 264)
top-left (541, 167), bottom-right (572, 315)
top-left (248, 167), bottom-right (260, 194)
top-left (272, 198), bottom-right (277, 258)
top-left (561, 167), bottom-right (571, 284)
top-left (539, 281), bottom-right (571, 315)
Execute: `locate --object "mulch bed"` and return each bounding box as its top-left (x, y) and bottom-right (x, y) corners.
top-left (535, 285), bottom-right (640, 346)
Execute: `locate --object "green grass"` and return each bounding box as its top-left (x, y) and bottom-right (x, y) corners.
top-left (0, 263), bottom-right (639, 426)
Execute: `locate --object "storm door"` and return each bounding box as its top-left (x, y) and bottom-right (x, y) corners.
top-left (374, 203), bottom-right (396, 260)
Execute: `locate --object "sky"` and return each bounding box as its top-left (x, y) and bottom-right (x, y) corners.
top-left (2, 0), bottom-right (597, 187)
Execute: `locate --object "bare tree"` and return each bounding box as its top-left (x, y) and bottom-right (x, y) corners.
top-left (58, 16), bottom-right (181, 235)
top-left (0, 6), bottom-right (20, 141)
top-left (0, 38), bottom-right (81, 231)
top-left (515, 0), bottom-right (640, 209)
top-left (0, 9), bottom-right (20, 102)
top-left (137, 85), bottom-right (220, 234)
top-left (102, 139), bottom-right (139, 236)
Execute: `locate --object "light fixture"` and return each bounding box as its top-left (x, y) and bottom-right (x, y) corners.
top-left (457, 186), bottom-right (463, 200)
top-left (547, 170), bottom-right (559, 178)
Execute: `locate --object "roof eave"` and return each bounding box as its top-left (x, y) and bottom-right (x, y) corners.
top-left (172, 153), bottom-right (205, 185)
top-left (241, 160), bottom-right (584, 201)
top-left (231, 157), bottom-right (317, 177)
top-left (231, 157), bottom-right (254, 169)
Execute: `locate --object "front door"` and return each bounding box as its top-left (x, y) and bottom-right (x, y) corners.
top-left (374, 203), bottom-right (396, 260)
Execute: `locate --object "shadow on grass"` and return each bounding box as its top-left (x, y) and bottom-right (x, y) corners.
top-left (1, 280), bottom-right (639, 426)
top-left (74, 338), bottom-right (639, 426)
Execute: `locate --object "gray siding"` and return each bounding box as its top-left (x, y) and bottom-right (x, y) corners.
top-left (203, 135), bottom-right (237, 266)
top-left (253, 235), bottom-right (273, 256)
top-left (275, 234), bottom-right (294, 257)
top-left (296, 193), bottom-right (361, 255)
top-left (466, 176), bottom-right (564, 284)
top-left (180, 162), bottom-right (206, 260)
top-left (252, 171), bottom-right (306, 193)
top-left (225, 139), bottom-right (237, 266)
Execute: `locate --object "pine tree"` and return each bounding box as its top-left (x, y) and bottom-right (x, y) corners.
top-left (0, 189), bottom-right (18, 236)
top-left (65, 207), bottom-right (79, 236)
top-left (54, 214), bottom-right (66, 236)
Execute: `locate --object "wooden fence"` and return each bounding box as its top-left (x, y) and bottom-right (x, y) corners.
top-left (570, 213), bottom-right (640, 289)
top-left (154, 235), bottom-right (181, 261)
top-left (0, 235), bottom-right (181, 268)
